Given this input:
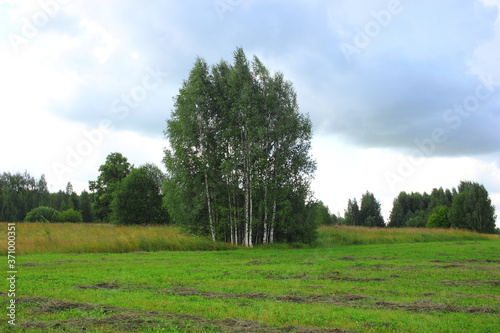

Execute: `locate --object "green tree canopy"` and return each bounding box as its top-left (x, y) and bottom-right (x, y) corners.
top-left (89, 152), bottom-right (132, 222)
top-left (344, 198), bottom-right (360, 226)
top-left (449, 181), bottom-right (496, 234)
top-left (59, 208), bottom-right (83, 223)
top-left (111, 164), bottom-right (169, 225)
top-left (426, 206), bottom-right (450, 228)
top-left (359, 191), bottom-right (385, 227)
top-left (24, 206), bottom-right (60, 222)
top-left (312, 201), bottom-right (334, 226)
top-left (163, 48), bottom-right (316, 246)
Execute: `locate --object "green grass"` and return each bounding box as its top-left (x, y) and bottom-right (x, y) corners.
top-left (1, 223), bottom-right (499, 332)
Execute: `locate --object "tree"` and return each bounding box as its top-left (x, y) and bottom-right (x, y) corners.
top-left (0, 171), bottom-right (45, 221)
top-left (388, 200), bottom-right (405, 227)
top-left (89, 153), bottom-right (132, 222)
top-left (25, 206), bottom-right (60, 222)
top-left (164, 48), bottom-right (316, 245)
top-left (359, 191), bottom-right (385, 227)
top-left (59, 182), bottom-right (75, 211)
top-left (111, 164), bottom-right (169, 225)
top-left (344, 198), bottom-right (360, 226)
top-left (79, 190), bottom-right (94, 222)
top-left (59, 208), bottom-right (83, 223)
top-left (449, 181), bottom-right (496, 233)
top-left (426, 206), bottom-right (450, 228)
top-left (312, 201), bottom-right (334, 225)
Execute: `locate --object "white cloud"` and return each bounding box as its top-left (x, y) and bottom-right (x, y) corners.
top-left (1, 0), bottom-right (499, 229)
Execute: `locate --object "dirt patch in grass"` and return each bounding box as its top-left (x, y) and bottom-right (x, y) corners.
top-left (374, 299), bottom-right (498, 314)
top-left (443, 280), bottom-right (500, 286)
top-left (454, 292), bottom-right (500, 300)
top-left (323, 275), bottom-right (385, 282)
top-left (162, 287), bottom-right (499, 314)
top-left (163, 287), bottom-right (372, 305)
top-left (264, 272), bottom-right (385, 282)
top-left (20, 262), bottom-right (40, 266)
top-left (338, 256), bottom-right (358, 261)
top-left (75, 282), bottom-right (120, 290)
top-left (437, 264), bottom-right (464, 269)
top-left (366, 257), bottom-right (394, 260)
top-left (16, 296), bottom-right (352, 333)
top-left (245, 259), bottom-right (274, 266)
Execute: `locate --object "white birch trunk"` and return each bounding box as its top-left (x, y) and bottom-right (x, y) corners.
top-left (270, 199), bottom-right (276, 243)
top-left (204, 173), bottom-right (216, 242)
top-left (263, 187), bottom-right (268, 244)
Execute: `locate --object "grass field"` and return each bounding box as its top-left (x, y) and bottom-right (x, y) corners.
top-left (1, 223), bottom-right (499, 332)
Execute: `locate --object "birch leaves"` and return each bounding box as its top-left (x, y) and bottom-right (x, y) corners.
top-left (164, 48), bottom-right (316, 246)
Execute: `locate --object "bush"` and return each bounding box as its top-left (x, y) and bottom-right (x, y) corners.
top-left (427, 206), bottom-right (450, 228)
top-left (59, 209), bottom-right (83, 223)
top-left (25, 206), bottom-right (60, 222)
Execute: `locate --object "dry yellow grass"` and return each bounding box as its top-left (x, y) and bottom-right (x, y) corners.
top-left (0, 222), bottom-right (235, 254)
top-left (317, 225), bottom-right (500, 246)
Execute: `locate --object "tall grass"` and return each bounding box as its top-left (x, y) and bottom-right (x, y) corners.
top-left (1, 223), bottom-right (498, 255)
top-left (0, 223), bottom-right (236, 255)
top-left (316, 225), bottom-right (499, 247)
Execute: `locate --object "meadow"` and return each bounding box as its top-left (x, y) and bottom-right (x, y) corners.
top-left (1, 223), bottom-right (499, 332)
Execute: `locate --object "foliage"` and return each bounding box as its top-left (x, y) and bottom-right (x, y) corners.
top-left (89, 152), bottom-right (132, 222)
top-left (405, 209), bottom-right (428, 228)
top-left (449, 181), bottom-right (496, 233)
top-left (111, 164), bottom-right (169, 225)
top-left (79, 190), bottom-right (94, 222)
top-left (0, 171), bottom-right (95, 223)
top-left (388, 181), bottom-right (496, 233)
top-left (426, 206), bottom-right (450, 228)
top-left (359, 191), bottom-right (385, 227)
top-left (311, 201), bottom-right (334, 225)
top-left (0, 171), bottom-right (50, 221)
top-left (164, 48), bottom-right (316, 246)
top-left (24, 206), bottom-right (60, 222)
top-left (58, 208), bottom-right (83, 223)
top-left (344, 198), bottom-right (360, 226)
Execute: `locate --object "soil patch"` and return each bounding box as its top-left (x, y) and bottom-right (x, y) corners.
top-left (16, 296), bottom-right (352, 333)
top-left (245, 260), bottom-right (272, 266)
top-left (375, 299), bottom-right (498, 314)
top-left (443, 280), bottom-right (500, 286)
top-left (75, 282), bottom-right (120, 290)
top-left (338, 256), bottom-right (358, 261)
top-left (265, 272), bottom-right (384, 282)
top-left (437, 264), bottom-right (464, 269)
top-left (161, 288), bottom-right (499, 314)
top-left (162, 287), bottom-right (372, 306)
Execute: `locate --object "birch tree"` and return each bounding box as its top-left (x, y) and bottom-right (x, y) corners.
top-left (164, 48), bottom-right (316, 245)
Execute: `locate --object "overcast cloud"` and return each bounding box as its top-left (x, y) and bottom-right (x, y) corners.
top-left (1, 0), bottom-right (499, 226)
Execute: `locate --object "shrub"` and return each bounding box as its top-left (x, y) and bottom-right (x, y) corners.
top-left (59, 209), bottom-right (83, 223)
top-left (427, 206), bottom-right (450, 228)
top-left (25, 206), bottom-right (60, 222)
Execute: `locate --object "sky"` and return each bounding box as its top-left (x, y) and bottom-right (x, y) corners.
top-left (1, 0), bottom-right (500, 227)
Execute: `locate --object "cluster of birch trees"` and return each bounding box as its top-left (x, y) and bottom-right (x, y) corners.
top-left (163, 48), bottom-right (316, 246)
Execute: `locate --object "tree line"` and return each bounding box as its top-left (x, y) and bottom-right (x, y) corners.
top-left (314, 182), bottom-right (498, 234)
top-left (0, 171), bottom-right (93, 223)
